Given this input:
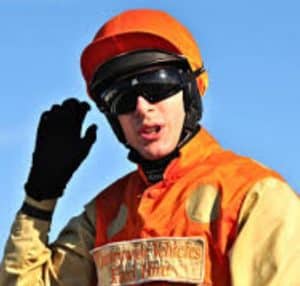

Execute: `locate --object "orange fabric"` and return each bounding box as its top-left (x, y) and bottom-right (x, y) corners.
top-left (95, 129), bottom-right (282, 285)
top-left (80, 9), bottom-right (204, 88)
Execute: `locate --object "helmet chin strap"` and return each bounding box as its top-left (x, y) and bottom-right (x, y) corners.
top-left (177, 123), bottom-right (201, 149)
top-left (128, 146), bottom-right (180, 183)
top-left (127, 122), bottom-right (201, 184)
top-left (126, 77), bottom-right (203, 183)
top-left (91, 50), bottom-right (204, 180)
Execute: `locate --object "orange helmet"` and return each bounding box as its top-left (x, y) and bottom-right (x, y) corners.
top-left (80, 9), bottom-right (208, 95)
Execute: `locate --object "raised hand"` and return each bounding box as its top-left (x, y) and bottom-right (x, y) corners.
top-left (25, 98), bottom-right (97, 201)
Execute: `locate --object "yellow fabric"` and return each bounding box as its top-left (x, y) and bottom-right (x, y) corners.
top-left (92, 130), bottom-right (291, 285)
top-left (24, 195), bottom-right (58, 212)
top-left (1, 134), bottom-right (300, 286)
top-left (0, 198), bottom-right (97, 286)
top-left (230, 177), bottom-right (300, 286)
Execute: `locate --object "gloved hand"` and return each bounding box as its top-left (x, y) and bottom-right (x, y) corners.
top-left (24, 98), bottom-right (97, 201)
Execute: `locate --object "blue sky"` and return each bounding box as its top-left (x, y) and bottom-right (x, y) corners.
top-left (0, 0), bottom-right (299, 257)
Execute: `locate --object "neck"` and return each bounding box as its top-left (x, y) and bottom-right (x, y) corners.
top-left (128, 148), bottom-right (180, 183)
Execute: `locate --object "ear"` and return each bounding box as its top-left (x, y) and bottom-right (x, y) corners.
top-left (196, 71), bottom-right (209, 96)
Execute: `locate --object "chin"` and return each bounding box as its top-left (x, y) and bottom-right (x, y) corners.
top-left (140, 144), bottom-right (175, 161)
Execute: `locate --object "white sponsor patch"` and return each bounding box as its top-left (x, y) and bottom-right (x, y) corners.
top-left (91, 237), bottom-right (205, 286)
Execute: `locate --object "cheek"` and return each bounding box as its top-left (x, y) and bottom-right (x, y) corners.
top-left (172, 116), bottom-right (185, 144)
top-left (166, 103), bottom-right (185, 135)
top-left (118, 116), bottom-right (136, 145)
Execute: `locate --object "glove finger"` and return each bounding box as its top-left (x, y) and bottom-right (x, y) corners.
top-left (35, 107), bottom-right (63, 149)
top-left (40, 110), bottom-right (51, 125)
top-left (50, 104), bottom-right (61, 113)
top-left (62, 98), bottom-right (90, 135)
top-left (69, 101), bottom-right (91, 138)
top-left (62, 98), bottom-right (80, 111)
top-left (80, 124), bottom-right (97, 158)
top-left (58, 98), bottom-right (82, 137)
top-left (36, 111), bottom-right (51, 141)
top-left (38, 106), bottom-right (64, 134)
top-left (76, 102), bottom-right (91, 130)
top-left (47, 104), bottom-right (70, 133)
top-left (78, 102), bottom-right (91, 120)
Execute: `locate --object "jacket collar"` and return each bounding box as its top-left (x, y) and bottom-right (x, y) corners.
top-left (136, 128), bottom-right (222, 185)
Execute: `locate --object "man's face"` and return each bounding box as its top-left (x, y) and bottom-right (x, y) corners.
top-left (118, 91), bottom-right (185, 160)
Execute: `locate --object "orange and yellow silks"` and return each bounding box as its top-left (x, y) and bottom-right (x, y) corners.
top-left (92, 128), bottom-right (282, 286)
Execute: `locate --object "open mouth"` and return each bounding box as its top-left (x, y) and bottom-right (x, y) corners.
top-left (143, 126), bottom-right (161, 134)
top-left (139, 125), bottom-right (162, 140)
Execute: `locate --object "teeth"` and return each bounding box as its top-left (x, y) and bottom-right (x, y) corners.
top-left (145, 127), bottom-right (156, 133)
top-left (144, 127), bottom-right (159, 133)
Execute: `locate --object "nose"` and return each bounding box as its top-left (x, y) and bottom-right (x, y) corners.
top-left (134, 95), bottom-right (154, 116)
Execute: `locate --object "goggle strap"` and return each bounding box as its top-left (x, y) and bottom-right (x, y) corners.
top-left (193, 66), bottom-right (206, 78)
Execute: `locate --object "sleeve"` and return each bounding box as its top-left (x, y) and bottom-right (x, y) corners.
top-left (229, 177), bottom-right (300, 286)
top-left (0, 195), bottom-right (97, 286)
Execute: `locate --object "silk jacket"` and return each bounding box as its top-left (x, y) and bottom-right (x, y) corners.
top-left (1, 129), bottom-right (300, 286)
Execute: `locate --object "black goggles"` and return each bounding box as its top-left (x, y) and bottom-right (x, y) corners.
top-left (92, 66), bottom-right (204, 115)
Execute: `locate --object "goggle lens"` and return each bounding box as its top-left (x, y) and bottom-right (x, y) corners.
top-left (95, 67), bottom-right (186, 115)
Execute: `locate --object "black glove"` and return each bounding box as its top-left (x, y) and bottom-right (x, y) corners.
top-left (24, 98), bottom-right (97, 201)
